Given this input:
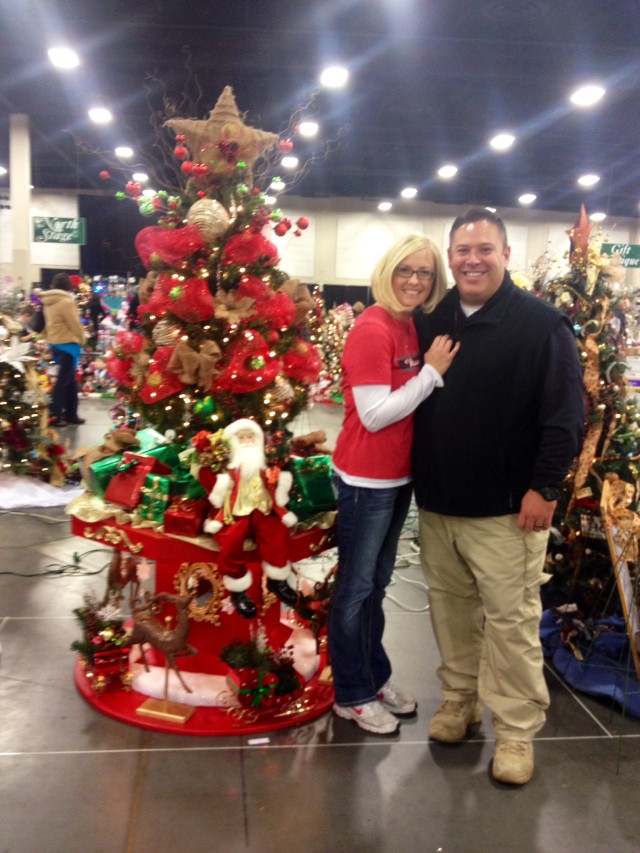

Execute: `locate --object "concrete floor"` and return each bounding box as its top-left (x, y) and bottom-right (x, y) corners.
top-left (1, 398), bottom-right (640, 852)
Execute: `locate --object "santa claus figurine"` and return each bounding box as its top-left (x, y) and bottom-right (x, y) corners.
top-left (204, 418), bottom-right (299, 619)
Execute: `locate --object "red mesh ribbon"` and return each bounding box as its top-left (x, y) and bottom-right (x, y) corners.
top-left (135, 224), bottom-right (206, 269)
top-left (281, 339), bottom-right (323, 384)
top-left (214, 331), bottom-right (282, 393)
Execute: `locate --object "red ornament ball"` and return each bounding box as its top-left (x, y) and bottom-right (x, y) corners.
top-left (274, 222), bottom-right (288, 237)
top-left (125, 181), bottom-right (142, 197)
top-left (279, 139), bottom-right (294, 154)
top-left (99, 170), bottom-right (111, 180)
top-left (296, 217), bottom-right (309, 230)
top-left (173, 145), bottom-right (189, 160)
top-left (294, 230), bottom-right (302, 237)
top-left (181, 161), bottom-right (195, 176)
top-left (176, 134), bottom-right (186, 143)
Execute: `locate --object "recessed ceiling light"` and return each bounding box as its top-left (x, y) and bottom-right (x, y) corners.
top-left (589, 211), bottom-right (607, 222)
top-left (518, 193), bottom-right (537, 205)
top-left (400, 187), bottom-right (417, 199)
top-left (142, 189), bottom-right (156, 198)
top-left (570, 85), bottom-right (605, 107)
top-left (270, 177), bottom-right (286, 191)
top-left (490, 133), bottom-right (515, 151)
top-left (577, 173), bottom-right (600, 187)
top-left (437, 164), bottom-right (458, 179)
top-left (88, 106), bottom-right (113, 124)
top-left (378, 201), bottom-right (392, 212)
top-left (115, 146), bottom-right (134, 158)
top-left (298, 121), bottom-right (319, 138)
top-left (264, 195), bottom-right (277, 205)
top-left (281, 156), bottom-right (299, 169)
top-left (320, 66), bottom-right (349, 89)
top-left (0, 166), bottom-right (7, 176)
top-left (48, 47), bottom-right (80, 69)
top-left (132, 172), bottom-right (148, 182)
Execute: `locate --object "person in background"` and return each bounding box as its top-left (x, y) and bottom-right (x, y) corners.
top-left (412, 207), bottom-right (584, 785)
top-left (42, 272), bottom-right (86, 427)
top-left (329, 233), bottom-right (459, 735)
top-left (87, 290), bottom-right (107, 335)
top-left (17, 303), bottom-right (36, 341)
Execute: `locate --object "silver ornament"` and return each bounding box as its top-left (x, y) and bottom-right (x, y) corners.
top-left (187, 199), bottom-right (230, 242)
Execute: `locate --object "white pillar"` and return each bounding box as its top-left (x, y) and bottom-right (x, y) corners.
top-left (9, 114), bottom-right (31, 295)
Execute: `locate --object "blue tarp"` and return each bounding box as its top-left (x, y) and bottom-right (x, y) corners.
top-left (540, 609), bottom-right (640, 717)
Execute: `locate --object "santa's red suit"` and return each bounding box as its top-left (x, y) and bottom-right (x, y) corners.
top-left (207, 465), bottom-right (295, 589)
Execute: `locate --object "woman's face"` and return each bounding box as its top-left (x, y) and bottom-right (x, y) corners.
top-left (391, 247), bottom-right (436, 316)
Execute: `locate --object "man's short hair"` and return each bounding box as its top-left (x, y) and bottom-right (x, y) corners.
top-left (449, 207), bottom-right (508, 249)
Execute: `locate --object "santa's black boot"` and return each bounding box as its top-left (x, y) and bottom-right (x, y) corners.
top-left (231, 591), bottom-right (257, 619)
top-left (266, 578), bottom-right (298, 607)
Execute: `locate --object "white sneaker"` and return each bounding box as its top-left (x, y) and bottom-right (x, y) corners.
top-left (377, 679), bottom-right (417, 716)
top-left (333, 700), bottom-right (400, 735)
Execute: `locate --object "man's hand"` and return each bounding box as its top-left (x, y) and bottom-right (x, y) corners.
top-left (518, 489), bottom-right (556, 532)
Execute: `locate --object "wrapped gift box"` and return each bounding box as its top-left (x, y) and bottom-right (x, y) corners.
top-left (163, 497), bottom-right (209, 537)
top-left (287, 455), bottom-right (336, 520)
top-left (169, 469), bottom-right (207, 500)
top-left (87, 453), bottom-right (123, 498)
top-left (136, 473), bottom-right (172, 523)
top-left (104, 453), bottom-right (173, 510)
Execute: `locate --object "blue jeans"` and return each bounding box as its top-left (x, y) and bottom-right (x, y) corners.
top-left (328, 477), bottom-right (413, 706)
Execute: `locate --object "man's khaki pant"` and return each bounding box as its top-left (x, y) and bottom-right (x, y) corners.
top-left (419, 511), bottom-right (550, 740)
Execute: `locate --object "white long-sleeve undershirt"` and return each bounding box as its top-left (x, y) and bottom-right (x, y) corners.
top-left (352, 362), bottom-right (443, 432)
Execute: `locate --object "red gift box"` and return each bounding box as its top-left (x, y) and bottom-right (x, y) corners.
top-left (163, 498), bottom-right (209, 537)
top-left (104, 452), bottom-right (173, 510)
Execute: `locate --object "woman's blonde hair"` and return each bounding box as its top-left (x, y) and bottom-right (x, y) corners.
top-left (370, 233), bottom-right (447, 315)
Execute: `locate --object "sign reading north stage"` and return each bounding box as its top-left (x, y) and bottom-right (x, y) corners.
top-left (601, 243), bottom-right (640, 268)
top-left (32, 216), bottom-right (86, 245)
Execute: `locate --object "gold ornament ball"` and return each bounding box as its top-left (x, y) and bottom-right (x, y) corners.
top-left (187, 199), bottom-right (230, 242)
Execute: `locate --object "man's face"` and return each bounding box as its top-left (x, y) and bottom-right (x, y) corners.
top-left (448, 219), bottom-right (510, 306)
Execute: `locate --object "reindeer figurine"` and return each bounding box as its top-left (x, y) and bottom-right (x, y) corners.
top-left (128, 591), bottom-right (198, 694)
top-left (103, 550), bottom-right (139, 606)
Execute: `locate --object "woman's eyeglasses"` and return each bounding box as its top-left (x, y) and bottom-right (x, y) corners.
top-left (394, 266), bottom-right (435, 281)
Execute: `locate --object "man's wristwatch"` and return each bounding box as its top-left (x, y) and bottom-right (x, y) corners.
top-left (533, 486), bottom-right (560, 502)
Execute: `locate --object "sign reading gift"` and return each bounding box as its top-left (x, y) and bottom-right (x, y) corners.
top-left (32, 216), bottom-right (86, 245)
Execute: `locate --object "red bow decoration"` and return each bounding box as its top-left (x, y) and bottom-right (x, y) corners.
top-left (166, 277), bottom-right (215, 323)
top-left (221, 231), bottom-right (279, 267)
top-left (255, 290), bottom-right (297, 330)
top-left (214, 331), bottom-right (282, 394)
top-left (135, 224), bottom-right (206, 269)
top-left (281, 339), bottom-right (323, 384)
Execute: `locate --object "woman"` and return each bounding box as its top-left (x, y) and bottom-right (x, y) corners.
top-left (42, 272), bottom-right (86, 426)
top-left (329, 233), bottom-right (459, 735)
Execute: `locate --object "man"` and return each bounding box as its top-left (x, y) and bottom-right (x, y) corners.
top-left (412, 208), bottom-right (584, 785)
top-left (204, 418), bottom-right (299, 619)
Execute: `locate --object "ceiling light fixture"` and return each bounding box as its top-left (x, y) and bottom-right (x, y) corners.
top-left (48, 46), bottom-right (80, 69)
top-left (489, 133), bottom-right (515, 151)
top-left (518, 193), bottom-right (537, 205)
top-left (0, 166), bottom-right (7, 176)
top-left (132, 172), bottom-right (149, 183)
top-left (281, 156), bottom-right (299, 169)
top-left (437, 164), bottom-right (458, 179)
top-left (577, 173), bottom-right (600, 187)
top-left (88, 106), bottom-right (113, 124)
top-left (400, 187), bottom-right (417, 199)
top-left (298, 121), bottom-right (319, 138)
top-left (570, 84), bottom-right (605, 107)
top-left (378, 201), bottom-right (392, 212)
top-left (115, 146), bottom-right (134, 159)
top-left (589, 212), bottom-right (606, 222)
top-left (270, 177), bottom-right (286, 191)
top-left (320, 66), bottom-right (349, 89)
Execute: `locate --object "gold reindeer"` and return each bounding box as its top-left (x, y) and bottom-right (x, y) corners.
top-left (128, 591), bottom-right (198, 693)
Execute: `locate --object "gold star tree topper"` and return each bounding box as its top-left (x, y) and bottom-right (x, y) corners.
top-left (166, 86), bottom-right (278, 185)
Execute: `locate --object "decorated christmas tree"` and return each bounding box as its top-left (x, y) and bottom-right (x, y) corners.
top-left (105, 86), bottom-right (323, 448)
top-left (537, 206), bottom-right (640, 617)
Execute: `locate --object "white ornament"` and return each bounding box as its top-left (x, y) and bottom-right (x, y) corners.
top-left (187, 199), bottom-right (230, 242)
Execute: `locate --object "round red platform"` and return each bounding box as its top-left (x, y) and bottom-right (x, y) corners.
top-left (74, 659), bottom-right (334, 736)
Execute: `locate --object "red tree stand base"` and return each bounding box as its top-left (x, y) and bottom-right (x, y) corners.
top-left (73, 658), bottom-right (334, 736)
top-left (70, 514), bottom-right (336, 735)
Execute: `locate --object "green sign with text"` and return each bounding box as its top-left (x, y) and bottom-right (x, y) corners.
top-left (601, 243), bottom-right (640, 268)
top-left (32, 216), bottom-right (86, 245)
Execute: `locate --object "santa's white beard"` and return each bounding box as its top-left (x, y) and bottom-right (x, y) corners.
top-left (228, 444), bottom-right (266, 480)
